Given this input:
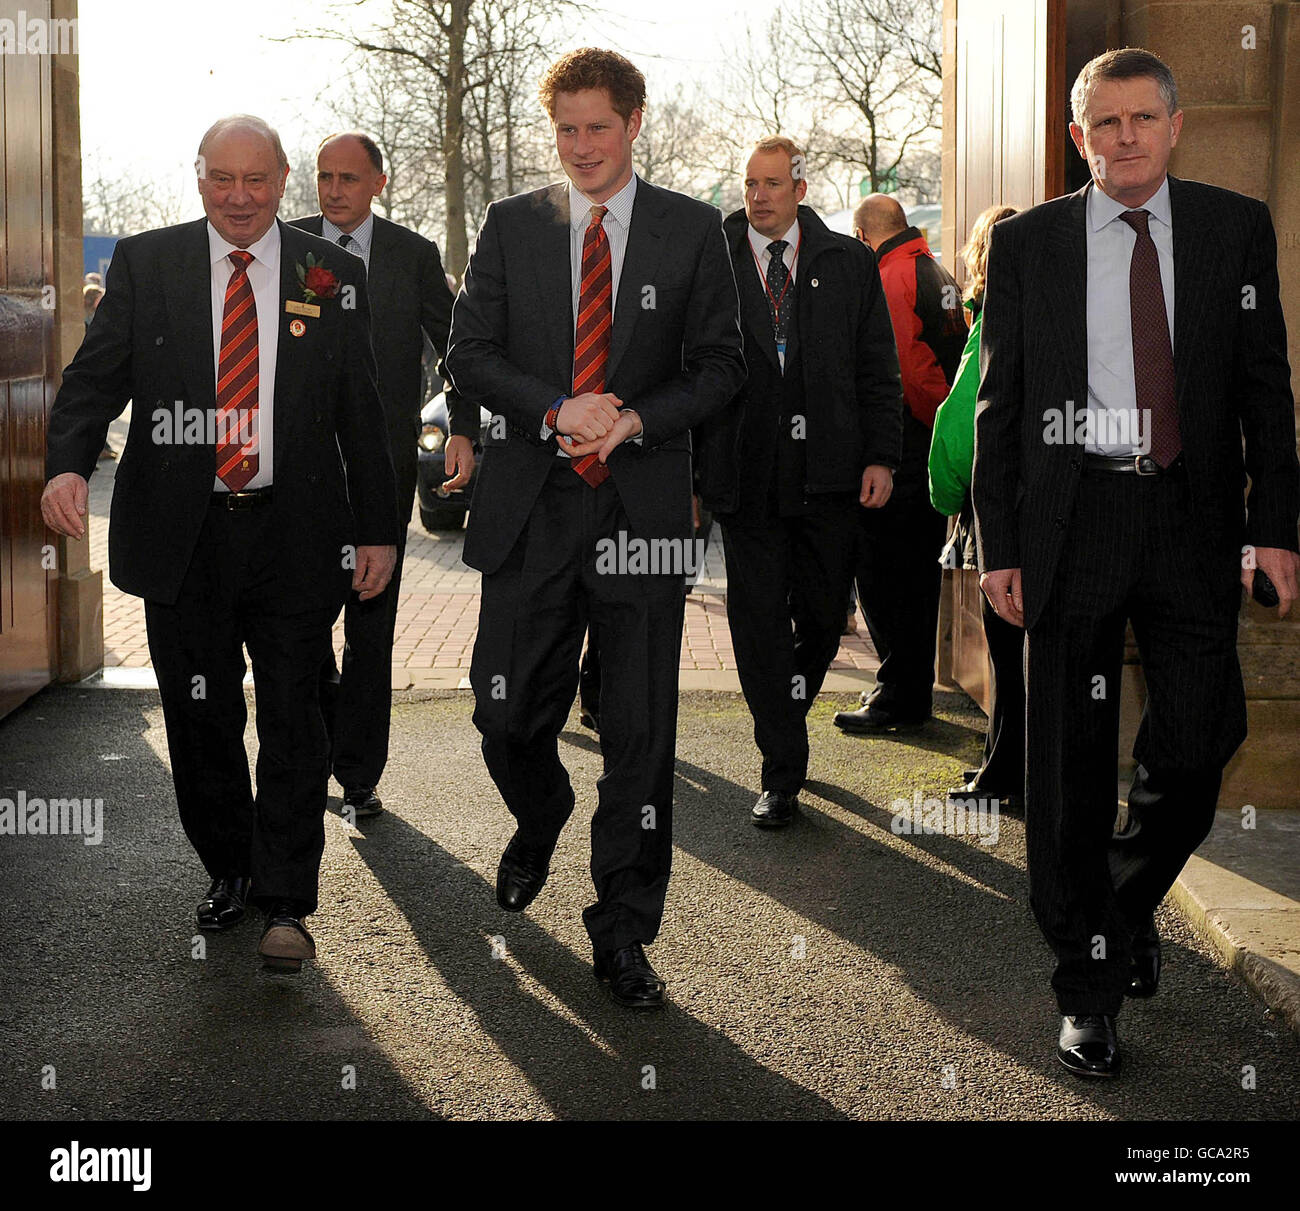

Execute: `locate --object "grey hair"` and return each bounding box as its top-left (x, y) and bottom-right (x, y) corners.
top-left (196, 114), bottom-right (289, 173)
top-left (1070, 47), bottom-right (1179, 127)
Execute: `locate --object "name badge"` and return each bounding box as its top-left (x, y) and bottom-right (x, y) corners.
top-left (285, 300), bottom-right (321, 318)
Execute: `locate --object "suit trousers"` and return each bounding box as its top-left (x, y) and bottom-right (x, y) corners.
top-left (143, 503), bottom-right (341, 915)
top-left (320, 469), bottom-right (417, 791)
top-left (470, 459), bottom-right (686, 952)
top-left (1025, 464), bottom-right (1245, 1015)
top-left (975, 590), bottom-right (1026, 796)
top-left (719, 499), bottom-right (859, 793)
top-left (855, 421), bottom-right (947, 717)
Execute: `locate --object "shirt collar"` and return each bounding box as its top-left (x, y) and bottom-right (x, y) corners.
top-left (207, 218), bottom-right (280, 268)
top-left (1088, 175), bottom-right (1172, 233)
top-left (321, 210), bottom-right (374, 252)
top-left (569, 172), bottom-right (638, 232)
top-left (748, 217), bottom-right (800, 261)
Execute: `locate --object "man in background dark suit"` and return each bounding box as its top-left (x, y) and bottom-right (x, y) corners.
top-left (835, 194), bottom-right (966, 735)
top-left (445, 47), bottom-right (745, 1010)
top-left (42, 115), bottom-right (398, 971)
top-left (973, 49), bottom-right (1299, 1076)
top-left (292, 132), bottom-right (477, 822)
top-left (695, 136), bottom-right (902, 828)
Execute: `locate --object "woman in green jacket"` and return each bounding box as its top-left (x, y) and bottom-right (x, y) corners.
top-left (928, 204), bottom-right (1023, 812)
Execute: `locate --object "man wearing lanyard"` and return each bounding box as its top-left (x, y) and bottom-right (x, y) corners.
top-left (694, 137), bottom-right (904, 827)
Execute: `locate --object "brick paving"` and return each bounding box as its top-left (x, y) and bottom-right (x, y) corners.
top-left (90, 410), bottom-right (880, 688)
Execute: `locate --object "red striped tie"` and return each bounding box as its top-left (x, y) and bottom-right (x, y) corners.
top-left (570, 205), bottom-right (612, 487)
top-left (215, 250), bottom-right (259, 490)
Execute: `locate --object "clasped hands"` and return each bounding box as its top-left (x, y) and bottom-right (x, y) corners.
top-left (554, 392), bottom-right (642, 460)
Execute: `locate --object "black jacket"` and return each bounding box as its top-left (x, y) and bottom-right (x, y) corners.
top-left (973, 176), bottom-right (1299, 630)
top-left (45, 217), bottom-right (398, 605)
top-left (694, 205), bottom-right (904, 514)
top-left (444, 177), bottom-right (746, 575)
top-left (289, 212), bottom-right (475, 491)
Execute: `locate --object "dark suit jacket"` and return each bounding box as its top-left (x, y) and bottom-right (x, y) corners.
top-left (694, 204), bottom-right (904, 514)
top-left (444, 177), bottom-right (747, 574)
top-left (289, 212), bottom-right (475, 496)
top-left (972, 176), bottom-right (1299, 629)
top-left (45, 217), bottom-right (398, 605)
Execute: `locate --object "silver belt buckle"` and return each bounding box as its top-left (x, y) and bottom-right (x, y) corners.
top-left (1134, 455), bottom-right (1158, 476)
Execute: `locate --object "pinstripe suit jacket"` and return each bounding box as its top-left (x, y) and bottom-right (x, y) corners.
top-left (972, 176), bottom-right (1299, 630)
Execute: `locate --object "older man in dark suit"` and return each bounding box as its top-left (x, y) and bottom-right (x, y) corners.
top-left (445, 47), bottom-right (745, 1009)
top-left (974, 49), bottom-right (1299, 1076)
top-left (291, 132), bottom-right (476, 822)
top-left (42, 115), bottom-right (398, 972)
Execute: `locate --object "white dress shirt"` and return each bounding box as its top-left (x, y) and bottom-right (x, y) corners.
top-left (1084, 176), bottom-right (1175, 455)
top-left (208, 220), bottom-right (280, 490)
top-left (748, 218), bottom-right (800, 370)
top-left (322, 210), bottom-right (374, 272)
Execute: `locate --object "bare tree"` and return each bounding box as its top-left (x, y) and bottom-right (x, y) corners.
top-left (82, 153), bottom-right (193, 235)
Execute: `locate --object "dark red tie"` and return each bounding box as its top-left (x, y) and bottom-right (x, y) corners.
top-left (216, 250), bottom-right (259, 490)
top-left (570, 205), bottom-right (612, 487)
top-left (1119, 209), bottom-right (1181, 467)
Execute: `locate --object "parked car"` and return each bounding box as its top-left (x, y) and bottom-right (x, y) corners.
top-left (416, 389), bottom-right (492, 532)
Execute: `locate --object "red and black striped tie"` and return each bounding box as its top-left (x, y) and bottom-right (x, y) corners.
top-left (215, 250), bottom-right (259, 490)
top-left (570, 205), bottom-right (612, 487)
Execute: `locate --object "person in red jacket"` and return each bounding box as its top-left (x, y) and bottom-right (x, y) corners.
top-left (836, 195), bottom-right (967, 733)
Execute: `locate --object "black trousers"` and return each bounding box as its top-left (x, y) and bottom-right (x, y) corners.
top-left (1025, 466), bottom-right (1245, 1015)
top-left (470, 460), bottom-right (686, 952)
top-left (855, 427), bottom-right (947, 717)
top-left (975, 590), bottom-right (1026, 796)
top-left (719, 499), bottom-right (859, 793)
top-left (319, 472), bottom-right (415, 791)
top-left (144, 503), bottom-right (342, 916)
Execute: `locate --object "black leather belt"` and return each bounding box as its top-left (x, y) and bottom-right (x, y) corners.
top-left (1081, 453), bottom-right (1175, 476)
top-left (210, 486), bottom-right (274, 509)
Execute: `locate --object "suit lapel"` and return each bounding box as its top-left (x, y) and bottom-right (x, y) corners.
top-left (731, 224), bottom-right (780, 370)
top-left (163, 219), bottom-right (217, 413)
top-left (1045, 185), bottom-right (1090, 404)
top-left (532, 183), bottom-right (574, 389)
top-left (272, 219), bottom-right (304, 481)
top-left (1168, 175), bottom-right (1218, 410)
top-left (366, 213), bottom-right (394, 298)
top-left (606, 178), bottom-right (666, 381)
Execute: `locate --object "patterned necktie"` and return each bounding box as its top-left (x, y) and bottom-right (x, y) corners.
top-left (765, 239), bottom-right (791, 351)
top-left (337, 233), bottom-right (351, 249)
top-left (570, 205), bottom-right (612, 487)
top-left (1119, 209), bottom-right (1181, 467)
top-left (215, 250), bottom-right (259, 490)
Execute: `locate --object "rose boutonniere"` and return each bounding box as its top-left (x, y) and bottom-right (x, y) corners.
top-left (296, 252), bottom-right (340, 302)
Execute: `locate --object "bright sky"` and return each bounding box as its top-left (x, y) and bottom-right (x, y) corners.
top-left (78, 0), bottom-right (780, 183)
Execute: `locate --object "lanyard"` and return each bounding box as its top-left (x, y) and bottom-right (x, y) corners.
top-left (750, 228), bottom-right (802, 321)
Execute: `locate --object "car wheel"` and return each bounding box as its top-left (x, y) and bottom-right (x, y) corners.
top-left (420, 502), bottom-right (466, 532)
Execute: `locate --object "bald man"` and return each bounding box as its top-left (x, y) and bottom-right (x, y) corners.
top-left (835, 194), bottom-right (967, 733)
top-left (43, 115), bottom-right (399, 972)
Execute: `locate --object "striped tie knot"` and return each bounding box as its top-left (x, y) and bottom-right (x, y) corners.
top-left (589, 205), bottom-right (607, 228)
top-left (228, 250), bottom-right (254, 272)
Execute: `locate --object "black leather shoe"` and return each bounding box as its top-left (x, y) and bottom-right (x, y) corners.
top-left (342, 787), bottom-right (383, 820)
top-left (1057, 1014), bottom-right (1121, 1078)
top-left (751, 790), bottom-right (798, 828)
top-left (1127, 915), bottom-right (1161, 998)
top-left (946, 782), bottom-right (1024, 815)
top-left (593, 942), bottom-right (666, 1010)
top-left (196, 876), bottom-right (251, 931)
top-left (495, 833), bottom-right (552, 912)
top-left (258, 902), bottom-right (316, 973)
top-left (833, 704), bottom-right (929, 734)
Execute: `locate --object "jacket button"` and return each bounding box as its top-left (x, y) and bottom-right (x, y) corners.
top-left (155, 336), bottom-right (164, 345)
top-left (160, 459), bottom-right (170, 471)
top-left (811, 277), bottom-right (819, 287)
top-left (1069, 457), bottom-right (1080, 470)
top-left (1054, 516), bottom-right (1065, 529)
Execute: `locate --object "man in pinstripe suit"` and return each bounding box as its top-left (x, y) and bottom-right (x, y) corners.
top-left (973, 48), bottom-right (1299, 1077)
